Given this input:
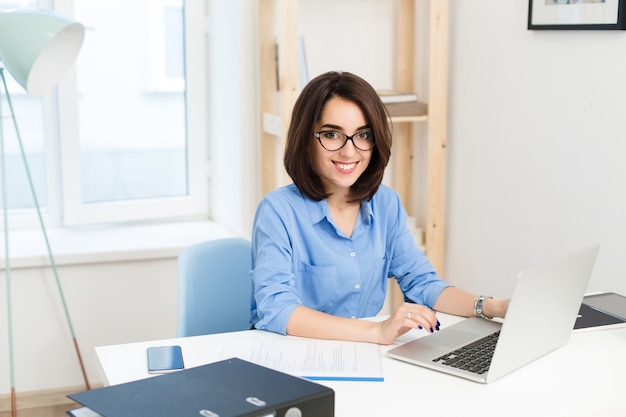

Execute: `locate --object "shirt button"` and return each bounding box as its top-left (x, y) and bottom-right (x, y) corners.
top-left (355, 284), bottom-right (361, 289)
top-left (350, 252), bottom-right (356, 257)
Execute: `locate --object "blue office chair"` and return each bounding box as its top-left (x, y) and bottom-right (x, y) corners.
top-left (176, 237), bottom-right (253, 337)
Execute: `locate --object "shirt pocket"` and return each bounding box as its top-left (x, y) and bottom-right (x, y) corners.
top-left (297, 262), bottom-right (338, 313)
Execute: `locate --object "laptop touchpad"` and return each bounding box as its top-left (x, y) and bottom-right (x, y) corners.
top-left (427, 330), bottom-right (480, 348)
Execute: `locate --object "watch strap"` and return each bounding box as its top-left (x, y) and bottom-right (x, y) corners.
top-left (474, 295), bottom-right (493, 319)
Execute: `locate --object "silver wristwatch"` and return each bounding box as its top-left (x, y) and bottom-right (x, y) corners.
top-left (474, 295), bottom-right (493, 319)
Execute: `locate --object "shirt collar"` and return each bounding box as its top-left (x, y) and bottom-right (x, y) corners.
top-left (298, 186), bottom-right (375, 226)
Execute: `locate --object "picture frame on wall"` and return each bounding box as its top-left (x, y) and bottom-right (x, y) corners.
top-left (528, 0), bottom-right (626, 30)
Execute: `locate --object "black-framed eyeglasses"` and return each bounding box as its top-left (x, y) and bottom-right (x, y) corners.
top-left (314, 130), bottom-right (376, 151)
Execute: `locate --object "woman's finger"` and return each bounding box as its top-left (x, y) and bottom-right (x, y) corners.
top-left (402, 306), bottom-right (440, 333)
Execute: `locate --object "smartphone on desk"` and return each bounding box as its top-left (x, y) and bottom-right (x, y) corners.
top-left (147, 345), bottom-right (184, 374)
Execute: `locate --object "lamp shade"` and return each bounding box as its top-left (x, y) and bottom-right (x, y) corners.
top-left (0, 8), bottom-right (84, 96)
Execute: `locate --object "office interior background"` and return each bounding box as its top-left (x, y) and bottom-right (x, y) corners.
top-left (1, 0), bottom-right (626, 398)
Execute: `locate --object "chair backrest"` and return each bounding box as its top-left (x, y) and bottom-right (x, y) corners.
top-left (176, 237), bottom-right (252, 337)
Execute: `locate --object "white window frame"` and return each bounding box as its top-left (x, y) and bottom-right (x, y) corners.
top-left (143, 0), bottom-right (186, 93)
top-left (55, 0), bottom-right (209, 226)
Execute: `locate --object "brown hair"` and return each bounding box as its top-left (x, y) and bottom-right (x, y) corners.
top-left (284, 71), bottom-right (392, 202)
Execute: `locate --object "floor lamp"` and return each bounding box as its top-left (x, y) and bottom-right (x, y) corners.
top-left (0, 8), bottom-right (87, 417)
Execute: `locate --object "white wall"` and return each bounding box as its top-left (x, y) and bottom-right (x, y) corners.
top-left (0, 258), bottom-right (179, 393)
top-left (445, 1), bottom-right (626, 299)
top-left (209, 0), bottom-right (255, 237)
top-left (0, 221), bottom-right (236, 394)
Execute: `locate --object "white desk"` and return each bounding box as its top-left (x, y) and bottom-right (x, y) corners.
top-left (95, 314), bottom-right (626, 417)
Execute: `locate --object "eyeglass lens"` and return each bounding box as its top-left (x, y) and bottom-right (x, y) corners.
top-left (315, 130), bottom-right (375, 151)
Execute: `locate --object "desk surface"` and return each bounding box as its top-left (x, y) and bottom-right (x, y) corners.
top-left (95, 314), bottom-right (626, 417)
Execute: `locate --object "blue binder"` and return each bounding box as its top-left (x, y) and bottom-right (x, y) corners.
top-left (68, 358), bottom-right (334, 417)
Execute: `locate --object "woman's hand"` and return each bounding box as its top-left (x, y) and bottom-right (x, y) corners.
top-left (377, 303), bottom-right (440, 345)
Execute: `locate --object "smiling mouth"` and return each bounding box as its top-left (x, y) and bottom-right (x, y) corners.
top-left (334, 162), bottom-right (357, 173)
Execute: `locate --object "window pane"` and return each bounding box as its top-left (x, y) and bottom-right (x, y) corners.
top-left (0, 1), bottom-right (48, 212)
top-left (73, 0), bottom-right (187, 204)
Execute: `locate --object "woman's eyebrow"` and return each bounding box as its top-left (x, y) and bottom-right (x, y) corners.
top-left (319, 123), bottom-right (371, 131)
top-left (319, 123), bottom-right (342, 130)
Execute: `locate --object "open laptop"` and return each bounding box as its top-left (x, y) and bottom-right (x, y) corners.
top-left (387, 244), bottom-right (600, 383)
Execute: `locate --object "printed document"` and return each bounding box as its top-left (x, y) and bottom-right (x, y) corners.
top-left (220, 337), bottom-right (383, 381)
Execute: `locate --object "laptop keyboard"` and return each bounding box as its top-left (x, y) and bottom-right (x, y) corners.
top-left (432, 331), bottom-right (500, 375)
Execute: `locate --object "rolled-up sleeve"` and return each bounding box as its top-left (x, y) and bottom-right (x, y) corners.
top-left (250, 195), bottom-right (302, 334)
top-left (385, 193), bottom-right (452, 308)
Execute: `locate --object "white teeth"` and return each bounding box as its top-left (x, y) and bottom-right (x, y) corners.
top-left (337, 163), bottom-right (355, 170)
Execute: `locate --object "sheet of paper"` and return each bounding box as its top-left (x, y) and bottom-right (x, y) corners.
top-left (220, 337), bottom-right (384, 381)
top-left (67, 407), bottom-right (103, 417)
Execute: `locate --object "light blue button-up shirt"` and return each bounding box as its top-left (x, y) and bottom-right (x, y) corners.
top-left (250, 183), bottom-right (451, 334)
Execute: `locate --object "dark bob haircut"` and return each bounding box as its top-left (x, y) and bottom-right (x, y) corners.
top-left (284, 71), bottom-right (392, 202)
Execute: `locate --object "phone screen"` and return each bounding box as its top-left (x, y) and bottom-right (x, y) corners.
top-left (147, 345), bottom-right (185, 374)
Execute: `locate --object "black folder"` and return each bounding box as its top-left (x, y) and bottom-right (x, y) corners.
top-left (574, 292), bottom-right (626, 332)
top-left (68, 357), bottom-right (334, 417)
top-left (574, 303), bottom-right (626, 330)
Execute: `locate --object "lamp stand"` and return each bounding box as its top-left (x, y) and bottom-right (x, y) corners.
top-left (1, 67), bottom-right (90, 417)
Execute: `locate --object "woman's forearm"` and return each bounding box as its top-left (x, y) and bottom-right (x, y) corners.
top-left (286, 305), bottom-right (382, 343)
top-left (432, 287), bottom-right (508, 319)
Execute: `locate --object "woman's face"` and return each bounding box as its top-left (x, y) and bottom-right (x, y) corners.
top-left (313, 96), bottom-right (373, 196)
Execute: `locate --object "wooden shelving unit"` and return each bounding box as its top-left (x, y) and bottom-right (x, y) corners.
top-left (258, 0), bottom-right (449, 309)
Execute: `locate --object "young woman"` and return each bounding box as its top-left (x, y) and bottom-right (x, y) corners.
top-left (250, 71), bottom-right (508, 345)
